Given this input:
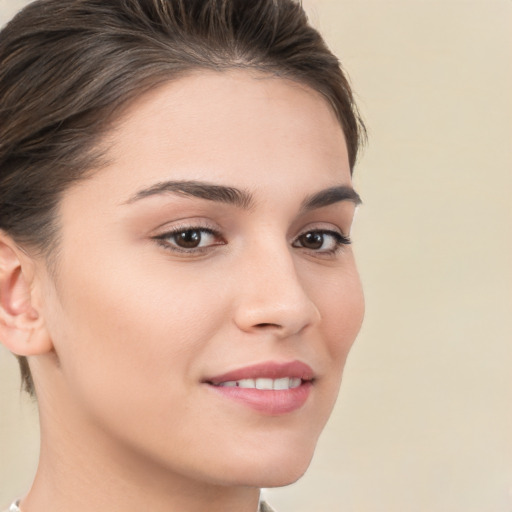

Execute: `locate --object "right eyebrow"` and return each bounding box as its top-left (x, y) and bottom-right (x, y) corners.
top-left (123, 180), bottom-right (254, 209)
top-left (300, 185), bottom-right (362, 212)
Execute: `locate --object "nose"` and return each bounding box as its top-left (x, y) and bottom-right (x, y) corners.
top-left (232, 242), bottom-right (321, 338)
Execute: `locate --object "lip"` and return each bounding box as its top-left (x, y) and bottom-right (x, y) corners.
top-left (205, 360), bottom-right (315, 385)
top-left (203, 361), bottom-right (315, 416)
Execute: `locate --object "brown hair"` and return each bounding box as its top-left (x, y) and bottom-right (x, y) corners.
top-left (0, 0), bottom-right (365, 396)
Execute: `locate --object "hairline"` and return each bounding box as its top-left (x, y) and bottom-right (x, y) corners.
top-left (38, 66), bottom-right (354, 273)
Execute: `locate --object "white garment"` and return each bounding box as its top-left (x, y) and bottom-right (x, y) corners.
top-left (8, 501), bottom-right (20, 512)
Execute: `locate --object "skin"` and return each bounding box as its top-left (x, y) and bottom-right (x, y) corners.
top-left (1, 70), bottom-right (364, 512)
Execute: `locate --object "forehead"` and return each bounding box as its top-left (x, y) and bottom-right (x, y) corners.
top-left (63, 70), bottom-right (351, 216)
top-left (103, 70), bottom-right (348, 180)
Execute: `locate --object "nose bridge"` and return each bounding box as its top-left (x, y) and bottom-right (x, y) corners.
top-left (233, 235), bottom-right (320, 336)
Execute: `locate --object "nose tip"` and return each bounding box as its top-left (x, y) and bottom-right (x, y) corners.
top-left (233, 266), bottom-right (321, 338)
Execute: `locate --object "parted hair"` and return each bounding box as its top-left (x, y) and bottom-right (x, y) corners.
top-left (0, 0), bottom-right (365, 396)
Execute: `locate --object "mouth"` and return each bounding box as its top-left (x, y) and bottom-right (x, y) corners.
top-left (213, 377), bottom-right (303, 390)
top-left (203, 361), bottom-right (315, 415)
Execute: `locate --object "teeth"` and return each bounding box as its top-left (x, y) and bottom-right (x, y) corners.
top-left (255, 378), bottom-right (274, 390)
top-left (237, 379), bottom-right (255, 388)
top-left (289, 378), bottom-right (302, 389)
top-left (217, 377), bottom-right (303, 390)
top-left (273, 377), bottom-right (290, 390)
top-left (219, 381), bottom-right (237, 387)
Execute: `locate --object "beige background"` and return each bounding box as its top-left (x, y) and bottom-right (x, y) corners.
top-left (1, 0), bottom-right (511, 510)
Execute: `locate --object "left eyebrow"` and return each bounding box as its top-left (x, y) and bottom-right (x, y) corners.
top-left (300, 185), bottom-right (361, 213)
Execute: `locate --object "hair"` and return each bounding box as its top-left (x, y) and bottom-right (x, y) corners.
top-left (0, 0), bottom-right (365, 397)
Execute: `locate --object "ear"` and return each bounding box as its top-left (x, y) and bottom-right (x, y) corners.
top-left (0, 233), bottom-right (53, 356)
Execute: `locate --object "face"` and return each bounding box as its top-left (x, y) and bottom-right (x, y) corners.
top-left (35, 70), bottom-right (364, 488)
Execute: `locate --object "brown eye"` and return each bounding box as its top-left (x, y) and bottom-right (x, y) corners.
top-left (293, 229), bottom-right (351, 254)
top-left (174, 229), bottom-right (202, 248)
top-left (298, 232), bottom-right (324, 250)
top-left (154, 227), bottom-right (223, 253)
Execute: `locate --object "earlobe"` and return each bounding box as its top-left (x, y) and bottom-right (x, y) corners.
top-left (0, 235), bottom-right (53, 356)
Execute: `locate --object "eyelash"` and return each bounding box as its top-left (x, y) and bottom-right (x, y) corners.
top-left (153, 226), bottom-right (351, 256)
top-left (292, 229), bottom-right (351, 255)
top-left (153, 225), bottom-right (224, 254)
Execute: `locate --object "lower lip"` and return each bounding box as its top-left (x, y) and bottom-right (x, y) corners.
top-left (206, 381), bottom-right (313, 415)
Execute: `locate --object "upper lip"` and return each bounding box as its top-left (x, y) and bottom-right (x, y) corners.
top-left (204, 360), bottom-right (315, 385)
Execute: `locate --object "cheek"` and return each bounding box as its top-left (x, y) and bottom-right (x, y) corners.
top-left (46, 250), bottom-right (227, 415)
top-left (307, 262), bottom-right (364, 431)
top-left (310, 261), bottom-right (364, 365)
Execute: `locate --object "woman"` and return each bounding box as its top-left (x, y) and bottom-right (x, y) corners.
top-left (0, 0), bottom-right (365, 511)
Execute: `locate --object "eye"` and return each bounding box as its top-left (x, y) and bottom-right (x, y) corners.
top-left (292, 229), bottom-right (351, 254)
top-left (153, 226), bottom-right (224, 253)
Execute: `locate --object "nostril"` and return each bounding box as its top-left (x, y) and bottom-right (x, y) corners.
top-left (255, 322), bottom-right (280, 329)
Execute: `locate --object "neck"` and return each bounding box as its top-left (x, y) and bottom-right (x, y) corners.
top-left (22, 400), bottom-right (261, 512)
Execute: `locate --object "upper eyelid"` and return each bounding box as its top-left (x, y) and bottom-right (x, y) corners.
top-left (152, 219), bottom-right (221, 236)
top-left (293, 222), bottom-right (348, 238)
top-left (293, 230), bottom-right (351, 244)
top-left (152, 221), bottom-right (348, 238)
top-left (155, 226), bottom-right (350, 249)
top-left (157, 225), bottom-right (219, 235)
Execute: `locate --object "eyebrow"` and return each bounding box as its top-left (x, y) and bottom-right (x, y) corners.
top-left (125, 180), bottom-right (254, 209)
top-left (125, 180), bottom-right (361, 211)
top-left (300, 185), bottom-right (361, 212)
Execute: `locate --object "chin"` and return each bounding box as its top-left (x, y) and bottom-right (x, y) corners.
top-left (213, 438), bottom-right (317, 489)
top-left (248, 457), bottom-right (313, 488)
top-left (256, 464), bottom-right (311, 488)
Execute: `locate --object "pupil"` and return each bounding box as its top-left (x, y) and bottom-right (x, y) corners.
top-left (301, 232), bottom-right (323, 249)
top-left (176, 230), bottom-right (201, 248)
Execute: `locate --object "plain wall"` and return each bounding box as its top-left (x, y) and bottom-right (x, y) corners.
top-left (1, 0), bottom-right (511, 510)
